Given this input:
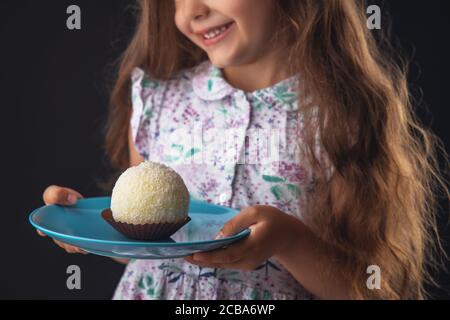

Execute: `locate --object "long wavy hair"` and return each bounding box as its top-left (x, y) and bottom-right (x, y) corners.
top-left (104, 0), bottom-right (449, 299)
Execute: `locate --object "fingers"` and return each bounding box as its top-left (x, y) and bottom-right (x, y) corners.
top-left (112, 258), bottom-right (130, 265)
top-left (217, 207), bottom-right (259, 238)
top-left (36, 229), bottom-right (46, 237)
top-left (192, 237), bottom-right (252, 264)
top-left (53, 239), bottom-right (88, 255)
top-left (185, 207), bottom-right (260, 267)
top-left (36, 226), bottom-right (88, 254)
top-left (43, 185), bottom-right (84, 205)
top-left (39, 186), bottom-right (86, 255)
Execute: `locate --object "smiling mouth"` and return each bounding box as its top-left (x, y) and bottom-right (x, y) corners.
top-left (200, 22), bottom-right (234, 40)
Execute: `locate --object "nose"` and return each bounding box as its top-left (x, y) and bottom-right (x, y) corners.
top-left (180, 0), bottom-right (209, 21)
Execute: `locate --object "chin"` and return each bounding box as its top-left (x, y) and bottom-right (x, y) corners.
top-left (207, 52), bottom-right (241, 69)
top-left (208, 56), bottom-right (229, 69)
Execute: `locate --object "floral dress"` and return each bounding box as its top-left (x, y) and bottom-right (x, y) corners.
top-left (113, 60), bottom-right (318, 300)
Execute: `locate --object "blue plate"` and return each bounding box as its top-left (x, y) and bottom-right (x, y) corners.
top-left (29, 197), bottom-right (250, 259)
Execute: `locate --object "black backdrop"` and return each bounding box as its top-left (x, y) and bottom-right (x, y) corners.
top-left (1, 0), bottom-right (449, 299)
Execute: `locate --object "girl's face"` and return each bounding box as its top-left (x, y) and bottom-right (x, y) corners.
top-left (175, 0), bottom-right (277, 68)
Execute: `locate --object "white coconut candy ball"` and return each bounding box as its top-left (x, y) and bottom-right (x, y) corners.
top-left (111, 161), bottom-right (189, 225)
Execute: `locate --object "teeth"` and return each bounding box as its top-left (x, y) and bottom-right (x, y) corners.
top-left (203, 24), bottom-right (229, 40)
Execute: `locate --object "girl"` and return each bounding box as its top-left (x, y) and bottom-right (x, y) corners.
top-left (38, 0), bottom-right (448, 299)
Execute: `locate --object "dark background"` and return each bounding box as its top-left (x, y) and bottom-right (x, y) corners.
top-left (1, 0), bottom-right (449, 299)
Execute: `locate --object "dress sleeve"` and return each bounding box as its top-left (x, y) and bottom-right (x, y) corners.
top-left (130, 67), bottom-right (161, 160)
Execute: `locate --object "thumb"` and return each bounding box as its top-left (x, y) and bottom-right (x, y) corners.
top-left (43, 185), bottom-right (83, 205)
top-left (215, 207), bottom-right (258, 239)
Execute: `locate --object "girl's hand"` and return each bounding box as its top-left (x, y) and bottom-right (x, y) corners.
top-left (36, 185), bottom-right (88, 254)
top-left (184, 205), bottom-right (302, 271)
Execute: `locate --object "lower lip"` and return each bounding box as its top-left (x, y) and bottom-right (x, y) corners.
top-left (201, 22), bottom-right (235, 47)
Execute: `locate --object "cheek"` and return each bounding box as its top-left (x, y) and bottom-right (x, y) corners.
top-left (231, 0), bottom-right (276, 43)
top-left (174, 12), bottom-right (189, 37)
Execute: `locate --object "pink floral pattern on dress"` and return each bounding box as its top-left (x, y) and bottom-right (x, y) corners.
top-left (113, 60), bottom-right (320, 300)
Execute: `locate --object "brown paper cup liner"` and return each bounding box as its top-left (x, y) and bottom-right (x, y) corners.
top-left (101, 209), bottom-right (191, 241)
